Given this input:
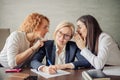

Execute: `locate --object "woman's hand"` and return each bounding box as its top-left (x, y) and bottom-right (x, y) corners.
top-left (41, 65), bottom-right (57, 74)
top-left (74, 33), bottom-right (86, 50)
top-left (31, 40), bottom-right (45, 51)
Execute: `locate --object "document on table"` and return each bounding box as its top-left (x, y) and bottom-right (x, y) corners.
top-left (31, 69), bottom-right (71, 78)
top-left (103, 66), bottom-right (120, 76)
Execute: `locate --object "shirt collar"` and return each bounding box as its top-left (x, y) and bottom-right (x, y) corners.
top-left (54, 41), bottom-right (66, 52)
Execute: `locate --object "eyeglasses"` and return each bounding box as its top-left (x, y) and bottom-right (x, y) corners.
top-left (57, 31), bottom-right (71, 40)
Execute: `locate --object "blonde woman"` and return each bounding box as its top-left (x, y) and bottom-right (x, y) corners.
top-left (0, 13), bottom-right (49, 68)
top-left (31, 21), bottom-right (90, 74)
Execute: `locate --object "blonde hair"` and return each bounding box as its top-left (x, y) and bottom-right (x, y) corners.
top-left (19, 13), bottom-right (49, 33)
top-left (53, 21), bottom-right (75, 39)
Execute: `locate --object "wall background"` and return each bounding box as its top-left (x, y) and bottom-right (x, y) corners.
top-left (0, 0), bottom-right (120, 45)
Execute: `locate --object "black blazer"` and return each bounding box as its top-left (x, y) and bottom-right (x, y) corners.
top-left (30, 40), bottom-right (90, 69)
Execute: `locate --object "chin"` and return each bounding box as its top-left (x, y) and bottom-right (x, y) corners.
top-left (57, 42), bottom-right (62, 45)
top-left (41, 35), bottom-right (44, 38)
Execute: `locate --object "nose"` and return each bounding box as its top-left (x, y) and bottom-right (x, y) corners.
top-left (46, 28), bottom-right (49, 32)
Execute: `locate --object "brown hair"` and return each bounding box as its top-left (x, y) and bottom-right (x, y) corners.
top-left (77, 15), bottom-right (102, 55)
top-left (19, 13), bottom-right (49, 33)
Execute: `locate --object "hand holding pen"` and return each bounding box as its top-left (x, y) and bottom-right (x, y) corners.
top-left (47, 59), bottom-right (57, 74)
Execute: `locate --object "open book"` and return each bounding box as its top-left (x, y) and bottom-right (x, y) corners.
top-left (31, 69), bottom-right (70, 78)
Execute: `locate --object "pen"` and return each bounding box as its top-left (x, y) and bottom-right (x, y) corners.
top-left (47, 59), bottom-right (52, 65)
top-left (47, 59), bottom-right (57, 73)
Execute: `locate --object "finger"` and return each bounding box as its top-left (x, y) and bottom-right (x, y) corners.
top-left (83, 37), bottom-right (86, 43)
top-left (74, 33), bottom-right (79, 40)
top-left (50, 65), bottom-right (57, 70)
top-left (76, 35), bottom-right (81, 41)
top-left (77, 34), bottom-right (84, 41)
top-left (54, 65), bottom-right (60, 69)
top-left (49, 68), bottom-right (57, 74)
top-left (50, 66), bottom-right (57, 73)
top-left (40, 38), bottom-right (47, 42)
top-left (40, 41), bottom-right (44, 46)
top-left (38, 40), bottom-right (44, 47)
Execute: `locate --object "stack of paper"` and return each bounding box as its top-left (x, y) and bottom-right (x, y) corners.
top-left (31, 69), bottom-right (70, 78)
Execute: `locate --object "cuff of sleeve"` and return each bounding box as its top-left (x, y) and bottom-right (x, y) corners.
top-left (81, 47), bottom-right (88, 55)
top-left (70, 63), bottom-right (75, 69)
top-left (38, 65), bottom-right (45, 71)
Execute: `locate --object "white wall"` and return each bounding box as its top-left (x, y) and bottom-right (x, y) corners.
top-left (0, 0), bottom-right (120, 45)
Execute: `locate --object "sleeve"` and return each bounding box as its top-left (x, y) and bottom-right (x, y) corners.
top-left (30, 47), bottom-right (46, 70)
top-left (81, 35), bottom-right (112, 69)
top-left (6, 32), bottom-right (20, 68)
top-left (72, 49), bottom-right (91, 69)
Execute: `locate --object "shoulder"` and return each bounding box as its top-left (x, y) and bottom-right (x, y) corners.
top-left (39, 40), bottom-right (54, 51)
top-left (10, 31), bottom-right (25, 38)
top-left (67, 41), bottom-right (76, 44)
top-left (7, 31), bottom-right (25, 42)
top-left (99, 32), bottom-right (112, 42)
top-left (99, 32), bottom-right (115, 46)
top-left (99, 32), bottom-right (111, 40)
top-left (67, 41), bottom-right (77, 48)
top-left (44, 40), bottom-right (54, 46)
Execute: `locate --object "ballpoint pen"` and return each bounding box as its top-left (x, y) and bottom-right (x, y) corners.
top-left (47, 59), bottom-right (52, 65)
top-left (47, 59), bottom-right (57, 73)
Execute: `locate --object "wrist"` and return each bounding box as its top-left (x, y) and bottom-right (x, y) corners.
top-left (30, 47), bottom-right (35, 52)
top-left (81, 46), bottom-right (86, 50)
top-left (66, 63), bottom-right (74, 69)
top-left (41, 66), bottom-right (48, 72)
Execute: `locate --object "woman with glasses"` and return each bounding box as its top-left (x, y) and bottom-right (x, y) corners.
top-left (74, 15), bottom-right (120, 69)
top-left (30, 21), bottom-right (91, 74)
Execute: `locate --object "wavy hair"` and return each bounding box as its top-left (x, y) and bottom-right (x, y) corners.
top-left (19, 13), bottom-right (49, 33)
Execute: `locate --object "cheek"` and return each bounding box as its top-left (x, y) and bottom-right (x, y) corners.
top-left (37, 31), bottom-right (42, 35)
top-left (55, 35), bottom-right (59, 40)
top-left (84, 29), bottom-right (87, 36)
top-left (82, 29), bottom-right (87, 38)
top-left (40, 30), bottom-right (46, 35)
top-left (37, 31), bottom-right (44, 37)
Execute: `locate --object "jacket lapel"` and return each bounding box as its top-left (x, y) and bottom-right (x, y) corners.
top-left (45, 41), bottom-right (56, 65)
top-left (65, 42), bottom-right (75, 63)
top-left (51, 44), bottom-right (56, 65)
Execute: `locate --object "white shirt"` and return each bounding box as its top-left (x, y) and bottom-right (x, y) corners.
top-left (55, 45), bottom-right (66, 64)
top-left (38, 43), bottom-right (74, 70)
top-left (81, 32), bottom-right (120, 69)
top-left (0, 31), bottom-right (30, 68)
top-left (54, 44), bottom-right (74, 68)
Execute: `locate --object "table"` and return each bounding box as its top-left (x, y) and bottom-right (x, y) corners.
top-left (0, 68), bottom-right (120, 80)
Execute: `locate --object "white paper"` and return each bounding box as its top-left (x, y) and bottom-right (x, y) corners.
top-left (103, 66), bottom-right (120, 76)
top-left (31, 69), bottom-right (71, 78)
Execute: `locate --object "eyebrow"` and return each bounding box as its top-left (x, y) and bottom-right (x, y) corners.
top-left (59, 31), bottom-right (71, 36)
